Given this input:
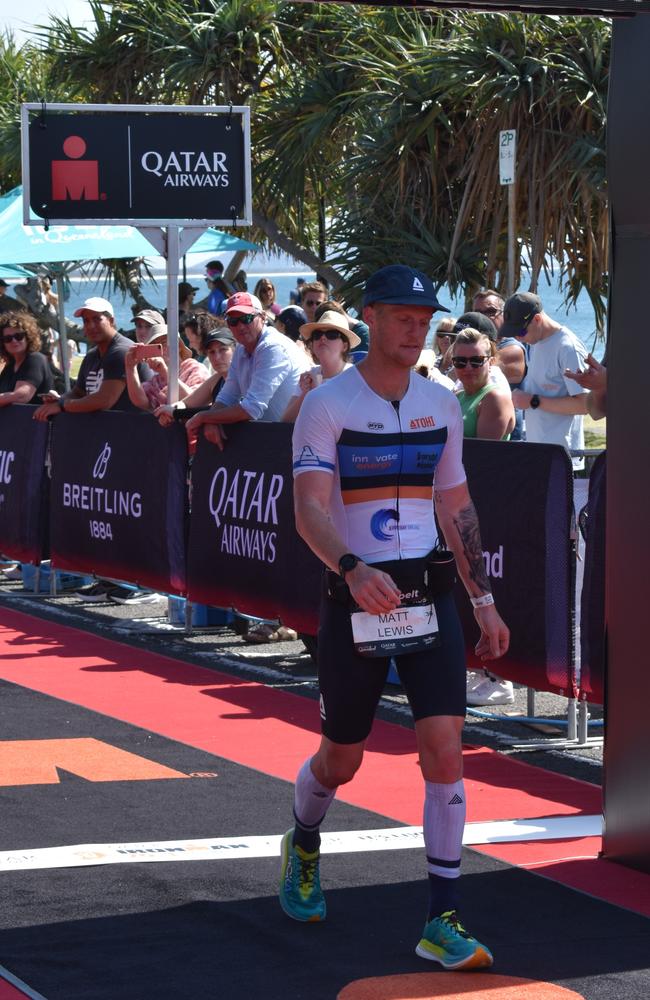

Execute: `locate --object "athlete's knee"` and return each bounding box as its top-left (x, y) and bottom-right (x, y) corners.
top-left (416, 717), bottom-right (463, 783)
top-left (312, 740), bottom-right (364, 787)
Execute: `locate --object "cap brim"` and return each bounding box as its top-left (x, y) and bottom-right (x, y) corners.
top-left (364, 295), bottom-right (450, 312)
top-left (500, 320), bottom-right (527, 338)
top-left (74, 307), bottom-right (108, 317)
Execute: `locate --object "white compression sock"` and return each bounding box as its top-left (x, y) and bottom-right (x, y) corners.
top-left (293, 757), bottom-right (337, 832)
top-left (423, 779), bottom-right (466, 878)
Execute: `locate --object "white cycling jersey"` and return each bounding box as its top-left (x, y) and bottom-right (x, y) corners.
top-left (292, 366), bottom-right (466, 563)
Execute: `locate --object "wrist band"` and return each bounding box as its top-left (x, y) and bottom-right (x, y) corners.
top-left (470, 593), bottom-right (494, 609)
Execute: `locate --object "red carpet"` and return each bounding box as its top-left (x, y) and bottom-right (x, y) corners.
top-left (0, 605), bottom-right (643, 916)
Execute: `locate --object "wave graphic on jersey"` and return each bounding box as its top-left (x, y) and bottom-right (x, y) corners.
top-left (371, 508), bottom-right (399, 541)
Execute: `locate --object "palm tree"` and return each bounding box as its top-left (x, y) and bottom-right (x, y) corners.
top-left (0, 4), bottom-right (610, 329)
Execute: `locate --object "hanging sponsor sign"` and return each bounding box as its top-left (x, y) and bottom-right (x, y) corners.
top-left (0, 405), bottom-right (49, 565)
top-left (187, 423), bottom-right (321, 633)
top-left (455, 439), bottom-right (575, 695)
top-left (49, 412), bottom-right (188, 594)
top-left (21, 103), bottom-right (251, 226)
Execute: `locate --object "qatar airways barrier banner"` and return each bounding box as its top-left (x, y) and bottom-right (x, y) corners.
top-left (5, 410), bottom-right (578, 695)
top-left (455, 439), bottom-right (575, 696)
top-left (0, 405), bottom-right (49, 564)
top-left (188, 426), bottom-right (576, 695)
top-left (187, 423), bottom-right (321, 634)
top-left (49, 412), bottom-right (188, 595)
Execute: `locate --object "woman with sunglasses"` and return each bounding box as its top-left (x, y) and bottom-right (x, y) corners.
top-left (281, 311), bottom-right (360, 422)
top-left (0, 312), bottom-right (53, 406)
top-left (453, 329), bottom-right (515, 440)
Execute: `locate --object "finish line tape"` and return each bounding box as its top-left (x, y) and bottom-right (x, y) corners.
top-left (0, 815), bottom-right (601, 873)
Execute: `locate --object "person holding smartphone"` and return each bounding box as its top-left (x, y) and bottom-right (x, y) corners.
top-left (124, 325), bottom-right (208, 411)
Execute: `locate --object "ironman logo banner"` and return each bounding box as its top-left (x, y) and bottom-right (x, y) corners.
top-left (22, 103), bottom-right (251, 226)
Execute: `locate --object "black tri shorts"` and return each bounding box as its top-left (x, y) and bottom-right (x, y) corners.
top-left (317, 575), bottom-right (467, 745)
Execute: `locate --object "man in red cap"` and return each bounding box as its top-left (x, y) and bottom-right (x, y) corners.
top-left (184, 291), bottom-right (307, 449)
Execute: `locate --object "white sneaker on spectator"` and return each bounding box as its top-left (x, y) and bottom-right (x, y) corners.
top-left (465, 670), bottom-right (484, 692)
top-left (466, 676), bottom-right (515, 707)
top-left (109, 588), bottom-right (161, 605)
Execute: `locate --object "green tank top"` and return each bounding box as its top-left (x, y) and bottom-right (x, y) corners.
top-left (458, 383), bottom-right (510, 440)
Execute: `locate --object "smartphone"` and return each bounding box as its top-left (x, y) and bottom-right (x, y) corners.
top-left (137, 344), bottom-right (163, 359)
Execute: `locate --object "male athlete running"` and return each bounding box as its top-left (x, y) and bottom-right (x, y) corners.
top-left (281, 264), bottom-right (509, 969)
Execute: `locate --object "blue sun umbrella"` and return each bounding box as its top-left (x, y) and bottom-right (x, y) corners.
top-left (0, 264), bottom-right (32, 280)
top-left (0, 187), bottom-right (258, 390)
top-left (0, 187), bottom-right (258, 266)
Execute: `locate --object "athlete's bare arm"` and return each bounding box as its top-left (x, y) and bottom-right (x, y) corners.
top-left (434, 480), bottom-right (510, 660)
top-left (294, 470), bottom-right (401, 614)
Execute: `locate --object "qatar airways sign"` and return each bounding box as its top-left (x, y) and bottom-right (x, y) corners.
top-left (21, 103), bottom-right (251, 226)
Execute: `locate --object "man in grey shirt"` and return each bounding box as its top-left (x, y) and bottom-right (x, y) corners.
top-left (184, 292), bottom-right (307, 450)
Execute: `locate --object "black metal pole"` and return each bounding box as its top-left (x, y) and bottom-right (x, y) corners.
top-left (602, 12), bottom-right (650, 871)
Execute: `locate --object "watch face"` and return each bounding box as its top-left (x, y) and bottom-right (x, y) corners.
top-left (339, 554), bottom-right (358, 575)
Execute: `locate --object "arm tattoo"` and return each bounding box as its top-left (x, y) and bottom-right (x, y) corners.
top-left (451, 500), bottom-right (491, 593)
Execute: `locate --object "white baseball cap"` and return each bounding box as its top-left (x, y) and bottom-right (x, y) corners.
top-left (74, 297), bottom-right (114, 317)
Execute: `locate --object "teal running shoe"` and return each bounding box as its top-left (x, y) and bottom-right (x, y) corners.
top-left (279, 830), bottom-right (326, 922)
top-left (415, 910), bottom-right (493, 969)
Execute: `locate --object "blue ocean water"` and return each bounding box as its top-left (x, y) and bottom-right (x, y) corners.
top-left (60, 254), bottom-right (605, 360)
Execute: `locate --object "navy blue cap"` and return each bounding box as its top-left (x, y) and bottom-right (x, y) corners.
top-left (363, 265), bottom-right (450, 311)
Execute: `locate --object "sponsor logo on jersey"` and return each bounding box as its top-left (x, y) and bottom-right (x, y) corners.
top-left (293, 445), bottom-right (333, 471)
top-left (367, 421), bottom-right (384, 431)
top-left (409, 416), bottom-right (435, 429)
top-left (370, 508), bottom-right (399, 541)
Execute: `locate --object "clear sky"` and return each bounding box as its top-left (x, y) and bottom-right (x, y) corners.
top-left (3, 0), bottom-right (92, 43)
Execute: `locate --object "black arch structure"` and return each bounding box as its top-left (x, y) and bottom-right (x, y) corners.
top-left (314, 0), bottom-right (649, 872)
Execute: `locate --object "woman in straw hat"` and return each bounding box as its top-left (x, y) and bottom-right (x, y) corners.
top-left (281, 309), bottom-right (360, 423)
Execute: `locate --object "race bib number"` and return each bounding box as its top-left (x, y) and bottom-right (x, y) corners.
top-left (351, 603), bottom-right (439, 658)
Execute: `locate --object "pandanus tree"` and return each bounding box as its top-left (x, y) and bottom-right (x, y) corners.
top-left (0, 4), bottom-right (609, 329)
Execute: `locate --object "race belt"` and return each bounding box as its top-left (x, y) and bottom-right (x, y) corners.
top-left (350, 600), bottom-right (439, 658)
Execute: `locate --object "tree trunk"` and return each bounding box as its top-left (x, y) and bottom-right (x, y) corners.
top-left (252, 209), bottom-right (344, 290)
top-left (224, 251), bottom-right (248, 285)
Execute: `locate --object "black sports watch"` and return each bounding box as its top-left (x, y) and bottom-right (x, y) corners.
top-left (529, 394), bottom-right (541, 409)
top-left (338, 553), bottom-right (360, 579)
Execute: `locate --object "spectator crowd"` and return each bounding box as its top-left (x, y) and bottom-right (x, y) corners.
top-left (0, 262), bottom-right (605, 700)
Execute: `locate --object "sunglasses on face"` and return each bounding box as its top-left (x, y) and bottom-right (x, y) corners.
top-left (436, 332), bottom-right (457, 341)
top-left (311, 329), bottom-right (343, 342)
top-left (226, 313), bottom-right (258, 328)
top-left (452, 356), bottom-right (489, 369)
top-left (2, 332), bottom-right (26, 344)
top-left (304, 299), bottom-right (323, 307)
top-left (476, 307), bottom-right (502, 318)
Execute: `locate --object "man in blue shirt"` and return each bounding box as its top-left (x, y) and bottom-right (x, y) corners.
top-left (184, 292), bottom-right (307, 450)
